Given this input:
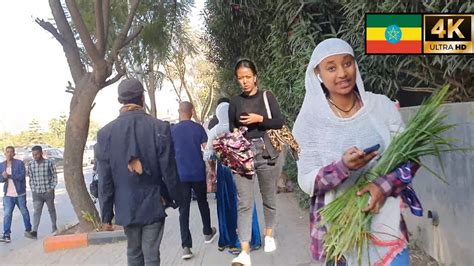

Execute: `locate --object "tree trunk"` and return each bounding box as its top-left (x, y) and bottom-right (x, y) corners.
top-left (147, 53), bottom-right (157, 118)
top-left (63, 74), bottom-right (100, 231)
top-left (148, 86), bottom-right (157, 118)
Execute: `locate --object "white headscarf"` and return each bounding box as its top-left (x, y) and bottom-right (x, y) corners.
top-left (203, 102), bottom-right (230, 160)
top-left (293, 38), bottom-right (407, 265)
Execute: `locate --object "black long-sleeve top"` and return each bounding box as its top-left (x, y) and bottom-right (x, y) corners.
top-left (229, 90), bottom-right (284, 139)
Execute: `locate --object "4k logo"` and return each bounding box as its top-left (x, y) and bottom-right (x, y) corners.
top-left (424, 14), bottom-right (473, 54)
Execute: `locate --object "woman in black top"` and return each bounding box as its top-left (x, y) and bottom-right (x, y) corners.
top-left (229, 59), bottom-right (284, 266)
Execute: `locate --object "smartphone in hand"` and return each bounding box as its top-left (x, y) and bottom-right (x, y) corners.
top-left (363, 144), bottom-right (380, 154)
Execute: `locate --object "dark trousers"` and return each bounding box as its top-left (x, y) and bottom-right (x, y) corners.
top-left (124, 221), bottom-right (165, 266)
top-left (179, 181), bottom-right (212, 248)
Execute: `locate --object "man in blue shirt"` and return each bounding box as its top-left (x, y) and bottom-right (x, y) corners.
top-left (0, 146), bottom-right (35, 242)
top-left (171, 101), bottom-right (217, 260)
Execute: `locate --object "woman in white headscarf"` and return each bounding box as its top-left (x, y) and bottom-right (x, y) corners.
top-left (204, 99), bottom-right (262, 255)
top-left (293, 38), bottom-right (419, 266)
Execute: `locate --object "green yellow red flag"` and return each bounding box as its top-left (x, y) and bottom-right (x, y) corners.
top-left (366, 14), bottom-right (422, 54)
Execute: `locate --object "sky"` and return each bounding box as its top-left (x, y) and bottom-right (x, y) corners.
top-left (0, 0), bottom-right (204, 134)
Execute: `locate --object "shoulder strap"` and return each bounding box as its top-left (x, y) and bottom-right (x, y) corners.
top-left (263, 91), bottom-right (272, 119)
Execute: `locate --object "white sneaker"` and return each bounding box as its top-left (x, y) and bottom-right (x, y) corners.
top-left (264, 236), bottom-right (276, 252)
top-left (231, 251), bottom-right (251, 266)
top-left (182, 247), bottom-right (193, 260)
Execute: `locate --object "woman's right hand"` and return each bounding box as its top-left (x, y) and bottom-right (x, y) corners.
top-left (239, 113), bottom-right (263, 125)
top-left (342, 146), bottom-right (378, 171)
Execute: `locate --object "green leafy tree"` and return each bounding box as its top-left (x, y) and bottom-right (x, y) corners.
top-left (0, 132), bottom-right (15, 150)
top-left (164, 19), bottom-right (217, 123)
top-left (27, 119), bottom-right (45, 144)
top-left (204, 0), bottom-right (343, 123)
top-left (194, 58), bottom-right (218, 122)
top-left (88, 120), bottom-right (101, 141)
top-left (47, 115), bottom-right (68, 147)
top-left (0, 130), bottom-right (36, 149)
top-left (205, 0), bottom-right (472, 117)
top-left (123, 0), bottom-right (194, 117)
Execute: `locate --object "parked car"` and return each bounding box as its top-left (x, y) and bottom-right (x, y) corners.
top-left (22, 152), bottom-right (32, 166)
top-left (43, 148), bottom-right (64, 172)
top-left (83, 141), bottom-right (96, 166)
top-left (24, 144), bottom-right (51, 151)
top-left (14, 147), bottom-right (28, 161)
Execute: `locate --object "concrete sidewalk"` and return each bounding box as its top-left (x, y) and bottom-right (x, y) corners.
top-left (1, 192), bottom-right (320, 265)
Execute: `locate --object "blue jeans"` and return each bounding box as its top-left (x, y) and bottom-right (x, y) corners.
top-left (124, 221), bottom-right (165, 266)
top-left (3, 194), bottom-right (32, 236)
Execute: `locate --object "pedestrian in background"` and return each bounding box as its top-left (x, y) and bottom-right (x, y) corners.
top-left (204, 98), bottom-right (262, 255)
top-left (229, 59), bottom-right (285, 266)
top-left (171, 101), bottom-right (217, 260)
top-left (27, 145), bottom-right (58, 239)
top-left (0, 146), bottom-right (35, 242)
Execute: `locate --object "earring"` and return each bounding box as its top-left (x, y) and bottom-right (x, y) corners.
top-left (317, 74), bottom-right (323, 83)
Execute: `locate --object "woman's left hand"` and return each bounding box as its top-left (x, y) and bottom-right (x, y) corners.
top-left (357, 183), bottom-right (386, 214)
top-left (239, 113), bottom-right (264, 125)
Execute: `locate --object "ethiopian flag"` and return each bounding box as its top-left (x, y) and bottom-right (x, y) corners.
top-left (366, 14), bottom-right (422, 54)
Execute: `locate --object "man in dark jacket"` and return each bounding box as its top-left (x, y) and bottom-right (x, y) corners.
top-left (95, 78), bottom-right (181, 266)
top-left (0, 146), bottom-right (35, 242)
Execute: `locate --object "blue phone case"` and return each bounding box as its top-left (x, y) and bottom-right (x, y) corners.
top-left (363, 144), bottom-right (380, 154)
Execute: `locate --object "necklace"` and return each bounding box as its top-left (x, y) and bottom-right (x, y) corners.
top-left (327, 94), bottom-right (357, 113)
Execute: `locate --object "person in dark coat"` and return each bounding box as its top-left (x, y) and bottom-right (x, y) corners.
top-left (95, 78), bottom-right (181, 266)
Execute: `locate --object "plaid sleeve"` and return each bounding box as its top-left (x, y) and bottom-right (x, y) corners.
top-left (26, 162), bottom-right (30, 177)
top-left (373, 160), bottom-right (420, 197)
top-left (313, 159), bottom-right (351, 196)
top-left (49, 160), bottom-right (58, 189)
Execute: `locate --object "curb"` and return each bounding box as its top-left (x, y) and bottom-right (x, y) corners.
top-left (44, 233), bottom-right (88, 253)
top-left (43, 230), bottom-right (126, 253)
top-left (88, 230), bottom-right (127, 245)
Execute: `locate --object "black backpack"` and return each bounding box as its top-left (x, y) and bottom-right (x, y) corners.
top-left (90, 173), bottom-right (99, 200)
